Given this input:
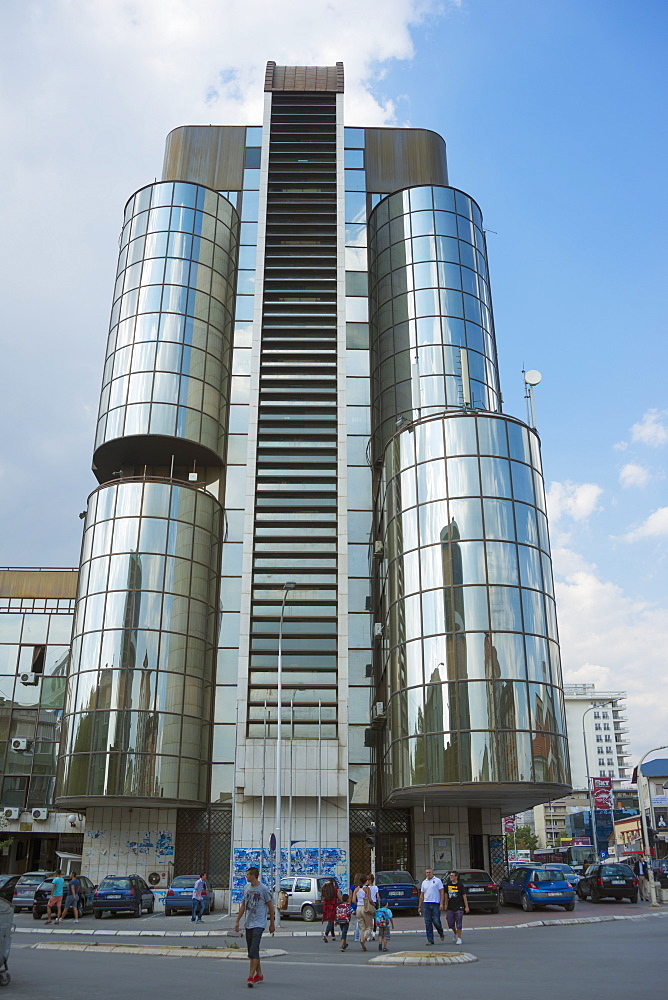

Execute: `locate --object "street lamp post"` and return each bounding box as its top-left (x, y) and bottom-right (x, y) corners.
top-left (274, 582), bottom-right (295, 930)
top-left (582, 699), bottom-right (617, 860)
top-left (637, 744), bottom-right (668, 908)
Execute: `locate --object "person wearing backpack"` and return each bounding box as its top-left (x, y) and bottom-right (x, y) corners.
top-left (375, 903), bottom-right (394, 952)
top-left (336, 894), bottom-right (352, 950)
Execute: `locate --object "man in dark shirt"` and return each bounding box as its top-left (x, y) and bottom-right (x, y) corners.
top-left (444, 870), bottom-right (469, 946)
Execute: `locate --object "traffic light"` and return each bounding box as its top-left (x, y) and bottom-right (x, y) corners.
top-left (365, 823), bottom-right (376, 848)
top-left (647, 827), bottom-right (657, 849)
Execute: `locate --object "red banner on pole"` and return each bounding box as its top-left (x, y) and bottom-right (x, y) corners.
top-left (503, 815), bottom-right (516, 833)
top-left (592, 777), bottom-right (613, 810)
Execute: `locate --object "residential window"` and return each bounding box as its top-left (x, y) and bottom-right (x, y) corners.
top-left (601, 712), bottom-right (608, 719)
top-left (593, 711), bottom-right (600, 719)
top-left (605, 735), bottom-right (612, 742)
top-left (603, 723), bottom-right (610, 730)
top-left (599, 770), bottom-right (606, 777)
top-left (608, 770), bottom-right (615, 777)
top-left (596, 735), bottom-right (603, 743)
top-left (595, 723), bottom-right (601, 731)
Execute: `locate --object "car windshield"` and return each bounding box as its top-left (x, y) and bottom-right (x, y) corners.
top-left (375, 872), bottom-right (415, 885)
top-left (171, 877), bottom-right (199, 888)
top-left (601, 865), bottom-right (632, 877)
top-left (0, 876), bottom-right (12, 888)
top-left (459, 871), bottom-right (492, 883)
top-left (550, 864), bottom-right (575, 874)
top-left (533, 869), bottom-right (564, 882)
top-left (100, 878), bottom-right (131, 889)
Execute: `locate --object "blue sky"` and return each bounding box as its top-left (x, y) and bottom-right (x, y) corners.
top-left (0, 0), bottom-right (666, 758)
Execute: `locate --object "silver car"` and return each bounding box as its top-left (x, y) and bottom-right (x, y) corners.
top-left (278, 876), bottom-right (337, 921)
top-left (12, 871), bottom-right (56, 913)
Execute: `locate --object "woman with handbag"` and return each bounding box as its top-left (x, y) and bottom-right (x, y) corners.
top-left (321, 878), bottom-right (340, 942)
top-left (352, 874), bottom-right (374, 951)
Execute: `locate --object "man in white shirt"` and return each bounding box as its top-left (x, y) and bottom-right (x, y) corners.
top-left (366, 875), bottom-right (380, 940)
top-left (418, 868), bottom-right (445, 945)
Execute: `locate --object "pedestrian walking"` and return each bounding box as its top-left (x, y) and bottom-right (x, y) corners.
top-left (444, 870), bottom-right (469, 946)
top-left (336, 894), bottom-right (351, 951)
top-left (59, 872), bottom-right (81, 924)
top-left (46, 869), bottom-right (64, 924)
top-left (191, 871), bottom-right (207, 922)
top-left (375, 903), bottom-right (394, 952)
top-left (418, 867), bottom-right (445, 945)
top-left (366, 874), bottom-right (380, 940)
top-left (351, 874), bottom-right (374, 951)
top-left (234, 867), bottom-right (275, 987)
top-left (633, 858), bottom-right (650, 901)
top-left (321, 878), bottom-right (340, 942)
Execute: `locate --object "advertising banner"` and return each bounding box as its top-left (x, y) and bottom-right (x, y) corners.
top-left (592, 777), bottom-right (613, 810)
top-left (503, 816), bottom-right (516, 834)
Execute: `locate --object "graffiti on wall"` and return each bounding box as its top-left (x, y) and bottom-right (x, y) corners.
top-left (231, 847), bottom-right (347, 905)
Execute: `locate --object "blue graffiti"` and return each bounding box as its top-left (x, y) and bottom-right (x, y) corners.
top-left (231, 848), bottom-right (347, 906)
top-left (156, 831), bottom-right (174, 857)
top-left (86, 830), bottom-right (104, 839)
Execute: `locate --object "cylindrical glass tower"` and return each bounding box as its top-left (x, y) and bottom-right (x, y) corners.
top-left (57, 180), bottom-right (237, 808)
top-left (368, 186), bottom-right (570, 808)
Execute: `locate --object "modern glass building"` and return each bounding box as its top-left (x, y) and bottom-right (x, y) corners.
top-left (48, 62), bottom-right (570, 894)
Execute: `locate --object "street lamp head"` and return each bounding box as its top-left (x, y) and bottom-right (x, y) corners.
top-left (284, 581), bottom-right (296, 591)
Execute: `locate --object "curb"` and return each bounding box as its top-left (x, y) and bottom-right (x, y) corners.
top-left (31, 942), bottom-right (287, 959)
top-left (369, 950), bottom-right (477, 966)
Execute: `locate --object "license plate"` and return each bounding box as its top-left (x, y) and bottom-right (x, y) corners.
top-left (546, 892), bottom-right (563, 896)
top-left (107, 894), bottom-right (122, 899)
top-left (388, 891), bottom-right (403, 896)
top-left (611, 880), bottom-right (625, 885)
top-left (467, 888), bottom-right (484, 892)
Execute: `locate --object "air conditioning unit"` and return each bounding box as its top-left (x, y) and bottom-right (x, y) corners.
top-left (31, 808), bottom-right (49, 821)
top-left (11, 738), bottom-right (32, 752)
top-left (3, 808), bottom-right (20, 820)
top-left (373, 540), bottom-right (384, 557)
top-left (372, 701), bottom-right (386, 721)
top-left (19, 672), bottom-right (40, 686)
top-left (373, 622), bottom-right (383, 638)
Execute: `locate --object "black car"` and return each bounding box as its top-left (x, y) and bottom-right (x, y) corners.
top-left (456, 869), bottom-right (500, 913)
top-left (33, 875), bottom-right (96, 920)
top-left (577, 862), bottom-right (638, 903)
top-left (0, 876), bottom-right (20, 905)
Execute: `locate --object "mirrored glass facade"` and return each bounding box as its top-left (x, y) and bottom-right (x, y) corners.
top-left (59, 480), bottom-right (222, 805)
top-left (94, 181), bottom-right (239, 480)
top-left (368, 186), bottom-right (500, 455)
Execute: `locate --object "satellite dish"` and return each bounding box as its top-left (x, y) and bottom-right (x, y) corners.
top-left (524, 369), bottom-right (542, 386)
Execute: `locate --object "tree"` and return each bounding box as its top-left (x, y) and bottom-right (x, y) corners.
top-left (510, 825), bottom-right (539, 853)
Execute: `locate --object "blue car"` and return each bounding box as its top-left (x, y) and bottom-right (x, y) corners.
top-left (375, 871), bottom-right (419, 912)
top-left (93, 874), bottom-right (155, 918)
top-left (499, 865), bottom-right (576, 912)
top-left (165, 875), bottom-right (215, 916)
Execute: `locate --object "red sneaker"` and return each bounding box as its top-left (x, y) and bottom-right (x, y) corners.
top-left (247, 977), bottom-right (254, 988)
top-left (252, 975), bottom-right (264, 983)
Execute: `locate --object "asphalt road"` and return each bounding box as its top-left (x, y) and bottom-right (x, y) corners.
top-left (7, 914), bottom-right (668, 1000)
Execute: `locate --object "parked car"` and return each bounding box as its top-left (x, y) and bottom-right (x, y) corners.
top-left (577, 862), bottom-right (638, 903)
top-left (277, 875), bottom-right (338, 921)
top-left (165, 875), bottom-right (216, 916)
top-left (12, 871), bottom-right (56, 913)
top-left (93, 875), bottom-right (155, 918)
top-left (32, 875), bottom-right (96, 920)
top-left (536, 862), bottom-right (581, 887)
top-left (0, 877), bottom-right (20, 906)
top-left (456, 869), bottom-right (500, 913)
top-left (375, 871), bottom-right (419, 913)
top-left (499, 866), bottom-right (576, 911)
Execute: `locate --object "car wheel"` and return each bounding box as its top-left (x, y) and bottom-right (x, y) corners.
top-left (94, 910), bottom-right (102, 919)
top-left (564, 900), bottom-right (575, 912)
top-left (148, 899), bottom-right (154, 915)
top-left (499, 889), bottom-right (508, 907)
top-left (521, 893), bottom-right (534, 912)
top-left (133, 904), bottom-right (142, 918)
top-left (630, 894), bottom-right (638, 903)
top-left (0, 970), bottom-right (10, 987)
top-left (14, 908), bottom-right (21, 915)
top-left (77, 901), bottom-right (84, 920)
top-left (301, 904), bottom-right (317, 922)
top-left (32, 910), bottom-right (41, 921)
top-left (591, 889), bottom-right (600, 903)
top-left (489, 905), bottom-right (499, 915)
top-left (576, 885), bottom-right (585, 899)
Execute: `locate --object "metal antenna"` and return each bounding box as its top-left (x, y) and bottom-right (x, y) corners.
top-left (523, 370), bottom-right (542, 428)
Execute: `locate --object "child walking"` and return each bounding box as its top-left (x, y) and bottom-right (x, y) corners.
top-left (336, 894), bottom-right (351, 951)
top-left (375, 903), bottom-right (394, 952)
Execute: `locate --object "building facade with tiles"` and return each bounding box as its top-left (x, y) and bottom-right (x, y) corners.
top-left (3, 61), bottom-right (572, 897)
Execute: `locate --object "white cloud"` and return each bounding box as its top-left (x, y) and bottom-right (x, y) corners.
top-left (630, 409), bottom-right (668, 448)
top-left (618, 463), bottom-right (650, 488)
top-left (623, 507), bottom-right (668, 542)
top-left (546, 481), bottom-right (603, 523)
top-left (553, 544), bottom-right (668, 759)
